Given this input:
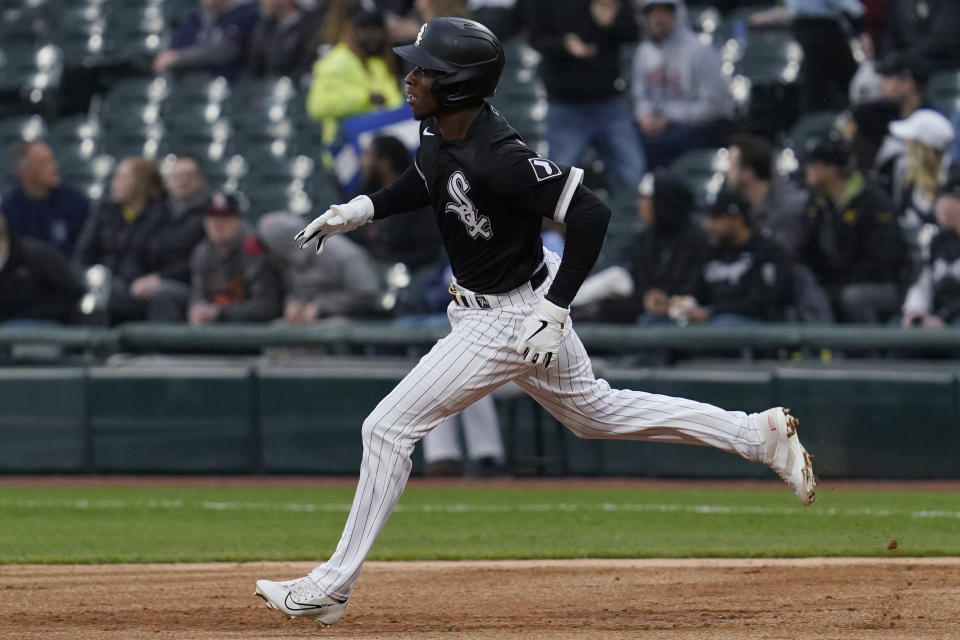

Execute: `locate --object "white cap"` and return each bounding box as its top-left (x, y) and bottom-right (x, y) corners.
top-left (889, 109), bottom-right (955, 150)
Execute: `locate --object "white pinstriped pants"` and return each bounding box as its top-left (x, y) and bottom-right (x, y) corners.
top-left (309, 251), bottom-right (766, 599)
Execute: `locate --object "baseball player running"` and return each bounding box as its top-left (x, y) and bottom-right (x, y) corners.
top-left (255, 17), bottom-right (816, 628)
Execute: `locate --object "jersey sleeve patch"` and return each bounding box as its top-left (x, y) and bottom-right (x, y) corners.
top-left (528, 157), bottom-right (563, 182)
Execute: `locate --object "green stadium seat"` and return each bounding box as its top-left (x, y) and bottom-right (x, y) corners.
top-left (926, 69), bottom-right (960, 115)
top-left (669, 147), bottom-right (727, 210)
top-left (782, 111), bottom-right (840, 151)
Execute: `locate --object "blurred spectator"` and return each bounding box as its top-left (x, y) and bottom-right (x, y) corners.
top-left (73, 157), bottom-right (168, 324)
top-left (726, 134), bottom-right (808, 256)
top-left (888, 109), bottom-right (954, 276)
top-left (899, 176), bottom-right (960, 327)
top-left (753, 0), bottom-right (866, 112)
top-left (800, 135), bottom-right (904, 323)
top-left (3, 140), bottom-right (89, 258)
top-left (306, 1), bottom-right (403, 145)
top-left (246, 0), bottom-right (326, 78)
top-left (633, 0), bottom-right (732, 169)
top-left (466, 0), bottom-right (520, 42)
top-left (573, 172), bottom-right (704, 323)
top-left (121, 155), bottom-right (212, 322)
top-left (384, 0), bottom-right (471, 50)
top-left (881, 0), bottom-right (960, 68)
top-left (154, 0), bottom-right (261, 79)
top-left (877, 52), bottom-right (933, 120)
top-left (354, 135), bottom-right (442, 268)
top-left (0, 212), bottom-right (83, 324)
top-left (678, 190), bottom-right (793, 325)
top-left (526, 0), bottom-right (644, 188)
top-left (189, 192), bottom-right (282, 324)
top-left (889, 109), bottom-right (954, 224)
top-left (844, 99), bottom-right (901, 191)
top-left (257, 211), bottom-right (380, 322)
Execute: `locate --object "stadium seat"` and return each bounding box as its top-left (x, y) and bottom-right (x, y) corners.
top-left (926, 69), bottom-right (960, 115)
top-left (669, 147), bottom-right (727, 209)
top-left (782, 111), bottom-right (840, 152)
top-left (0, 114), bottom-right (45, 149)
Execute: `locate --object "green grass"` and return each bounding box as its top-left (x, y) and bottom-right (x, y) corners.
top-left (0, 485), bottom-right (957, 564)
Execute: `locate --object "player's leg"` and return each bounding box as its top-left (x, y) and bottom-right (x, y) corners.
top-left (256, 306), bottom-right (519, 623)
top-left (513, 325), bottom-right (816, 504)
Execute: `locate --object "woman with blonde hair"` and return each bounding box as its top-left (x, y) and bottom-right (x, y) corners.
top-left (889, 109), bottom-right (955, 276)
top-left (73, 156), bottom-right (170, 324)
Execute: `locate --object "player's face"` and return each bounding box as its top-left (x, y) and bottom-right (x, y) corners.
top-left (404, 66), bottom-right (442, 120)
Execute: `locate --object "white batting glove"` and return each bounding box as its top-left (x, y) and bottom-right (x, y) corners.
top-left (295, 195), bottom-right (375, 254)
top-left (514, 298), bottom-right (569, 369)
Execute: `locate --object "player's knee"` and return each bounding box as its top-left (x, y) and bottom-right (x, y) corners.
top-left (361, 414), bottom-right (388, 446)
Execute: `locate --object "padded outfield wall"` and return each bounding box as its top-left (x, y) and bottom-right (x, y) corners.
top-left (0, 364), bottom-right (957, 478)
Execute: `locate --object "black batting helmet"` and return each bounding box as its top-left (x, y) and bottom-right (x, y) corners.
top-left (393, 17), bottom-right (505, 107)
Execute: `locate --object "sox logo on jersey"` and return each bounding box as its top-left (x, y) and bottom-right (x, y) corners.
top-left (446, 171), bottom-right (492, 240)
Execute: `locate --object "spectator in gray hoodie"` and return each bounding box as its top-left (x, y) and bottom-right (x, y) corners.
top-left (257, 211), bottom-right (381, 323)
top-left (726, 134), bottom-right (808, 256)
top-left (632, 0), bottom-right (732, 169)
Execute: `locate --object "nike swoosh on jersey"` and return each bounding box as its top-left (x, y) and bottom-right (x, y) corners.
top-left (284, 592), bottom-right (339, 611)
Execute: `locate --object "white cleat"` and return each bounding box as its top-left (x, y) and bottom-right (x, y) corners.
top-left (254, 576), bottom-right (348, 628)
top-left (755, 407), bottom-right (817, 505)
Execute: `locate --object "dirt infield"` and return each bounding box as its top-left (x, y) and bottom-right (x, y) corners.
top-left (2, 559), bottom-right (958, 640)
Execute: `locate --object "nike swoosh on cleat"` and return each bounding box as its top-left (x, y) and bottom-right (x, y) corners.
top-left (284, 592), bottom-right (339, 611)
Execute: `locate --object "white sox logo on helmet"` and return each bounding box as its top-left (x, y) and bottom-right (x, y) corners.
top-left (416, 23), bottom-right (427, 46)
top-left (446, 171), bottom-right (492, 240)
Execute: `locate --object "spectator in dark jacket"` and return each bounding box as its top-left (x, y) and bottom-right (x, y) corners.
top-left (799, 135), bottom-right (905, 323)
top-left (899, 176), bottom-right (960, 327)
top-left (680, 190), bottom-right (793, 325)
top-left (3, 140), bottom-right (89, 258)
top-left (572, 171), bottom-right (705, 323)
top-left (246, 0), bottom-right (326, 78)
top-left (526, 0), bottom-right (644, 187)
top-left (0, 213), bottom-right (83, 323)
top-left (74, 157), bottom-right (168, 324)
top-left (122, 155), bottom-right (212, 322)
top-left (354, 135), bottom-right (442, 269)
top-left (154, 0), bottom-right (260, 79)
top-left (882, 0), bottom-right (960, 68)
top-left (188, 192), bottom-right (282, 324)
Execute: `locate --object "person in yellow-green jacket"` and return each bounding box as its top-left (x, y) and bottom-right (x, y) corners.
top-left (306, 0), bottom-right (403, 145)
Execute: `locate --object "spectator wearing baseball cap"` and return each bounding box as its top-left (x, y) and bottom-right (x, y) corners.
top-left (188, 191), bottom-right (282, 325)
top-left (799, 134), bottom-right (905, 323)
top-left (887, 109), bottom-right (954, 271)
top-left (898, 176), bottom-right (960, 330)
top-left (245, 0), bottom-right (326, 79)
top-left (676, 189), bottom-right (793, 325)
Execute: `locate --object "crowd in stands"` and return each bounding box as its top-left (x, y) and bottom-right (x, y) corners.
top-left (3, 0), bottom-right (960, 340)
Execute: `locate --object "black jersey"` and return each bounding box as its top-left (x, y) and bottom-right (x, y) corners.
top-left (412, 104), bottom-right (584, 294)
